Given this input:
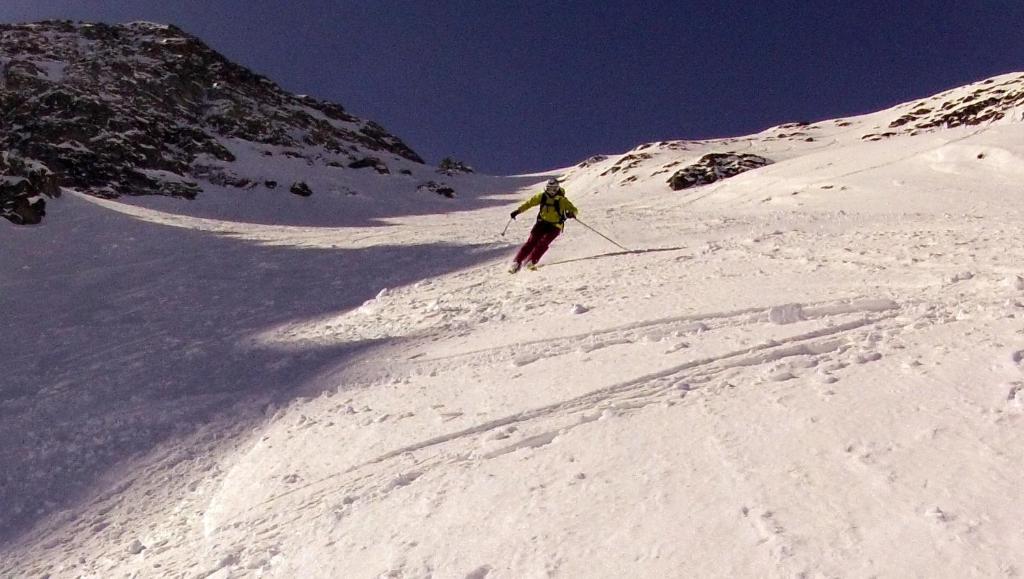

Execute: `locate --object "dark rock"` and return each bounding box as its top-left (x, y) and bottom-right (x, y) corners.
top-left (437, 157), bottom-right (474, 175)
top-left (577, 155), bottom-right (608, 168)
top-left (264, 180), bottom-right (277, 189)
top-left (1, 153), bottom-right (61, 224)
top-left (600, 153), bottom-right (652, 177)
top-left (156, 181), bottom-right (201, 198)
top-left (666, 153), bottom-right (773, 191)
top-left (192, 166), bottom-right (249, 189)
top-left (348, 157), bottom-right (390, 174)
top-left (5, 197), bottom-right (46, 225)
top-left (289, 181), bottom-right (313, 197)
top-left (417, 181), bottom-right (455, 198)
top-left (861, 132), bottom-right (898, 142)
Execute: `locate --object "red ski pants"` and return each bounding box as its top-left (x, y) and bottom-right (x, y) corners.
top-left (515, 221), bottom-right (561, 264)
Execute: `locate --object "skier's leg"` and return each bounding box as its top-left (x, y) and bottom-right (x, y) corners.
top-left (514, 223), bottom-right (543, 264)
top-left (526, 225), bottom-right (561, 264)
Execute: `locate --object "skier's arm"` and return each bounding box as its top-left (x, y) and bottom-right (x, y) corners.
top-left (513, 193), bottom-right (543, 216)
top-left (562, 198), bottom-right (579, 219)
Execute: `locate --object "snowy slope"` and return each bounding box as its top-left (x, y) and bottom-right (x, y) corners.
top-left (4, 75), bottom-right (1024, 578)
top-left (559, 72), bottom-right (1024, 195)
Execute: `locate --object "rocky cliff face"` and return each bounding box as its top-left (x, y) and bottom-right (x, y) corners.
top-left (0, 20), bottom-right (427, 224)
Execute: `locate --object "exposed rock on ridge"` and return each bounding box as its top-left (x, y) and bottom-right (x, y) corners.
top-left (666, 153), bottom-right (773, 190)
top-left (0, 153), bottom-right (60, 224)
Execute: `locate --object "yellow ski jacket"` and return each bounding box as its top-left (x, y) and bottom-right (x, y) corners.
top-left (515, 187), bottom-right (579, 230)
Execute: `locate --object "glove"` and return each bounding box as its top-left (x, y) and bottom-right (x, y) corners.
top-left (510, 211), bottom-right (518, 220)
top-left (565, 211), bottom-right (576, 219)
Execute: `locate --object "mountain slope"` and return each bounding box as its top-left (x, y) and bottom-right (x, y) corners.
top-left (0, 20), bottom-right (454, 225)
top-left (3, 74), bottom-right (1024, 577)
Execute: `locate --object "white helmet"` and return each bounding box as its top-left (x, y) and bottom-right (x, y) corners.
top-left (545, 178), bottom-right (560, 190)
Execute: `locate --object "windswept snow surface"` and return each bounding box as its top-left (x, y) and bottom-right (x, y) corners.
top-left (5, 102), bottom-right (1024, 577)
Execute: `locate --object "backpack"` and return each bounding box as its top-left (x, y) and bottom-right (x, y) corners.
top-left (538, 189), bottom-right (567, 223)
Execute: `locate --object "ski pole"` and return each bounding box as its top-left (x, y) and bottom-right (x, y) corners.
top-left (500, 217), bottom-right (513, 237)
top-left (574, 218), bottom-right (629, 251)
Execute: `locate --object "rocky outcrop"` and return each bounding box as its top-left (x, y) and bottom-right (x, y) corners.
top-left (600, 153), bottom-right (652, 177)
top-left (576, 155), bottom-right (608, 168)
top-left (348, 157), bottom-right (391, 174)
top-left (667, 153), bottom-right (772, 190)
top-left (1, 153), bottom-right (61, 224)
top-left (863, 74), bottom-right (1024, 141)
top-left (289, 181), bottom-right (313, 197)
top-left (417, 181), bottom-right (456, 198)
top-left (0, 20), bottom-right (425, 222)
top-left (437, 157), bottom-right (474, 176)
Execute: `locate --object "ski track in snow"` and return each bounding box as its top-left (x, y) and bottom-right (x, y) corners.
top-left (137, 284), bottom-right (1016, 578)
top-left (223, 301), bottom-right (902, 508)
top-left (67, 304), bottom-right (904, 577)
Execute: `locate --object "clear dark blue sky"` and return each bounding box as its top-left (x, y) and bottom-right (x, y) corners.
top-left (3, 1), bottom-right (1023, 173)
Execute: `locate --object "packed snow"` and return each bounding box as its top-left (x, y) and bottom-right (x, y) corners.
top-left (4, 77), bottom-right (1024, 578)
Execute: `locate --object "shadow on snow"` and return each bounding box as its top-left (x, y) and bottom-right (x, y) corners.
top-left (0, 193), bottom-right (507, 547)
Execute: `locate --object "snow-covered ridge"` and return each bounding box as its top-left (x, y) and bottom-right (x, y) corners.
top-left (558, 72), bottom-right (1024, 194)
top-left (866, 72), bottom-right (1024, 139)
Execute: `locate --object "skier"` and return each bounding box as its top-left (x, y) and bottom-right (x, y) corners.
top-left (508, 177), bottom-right (578, 273)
